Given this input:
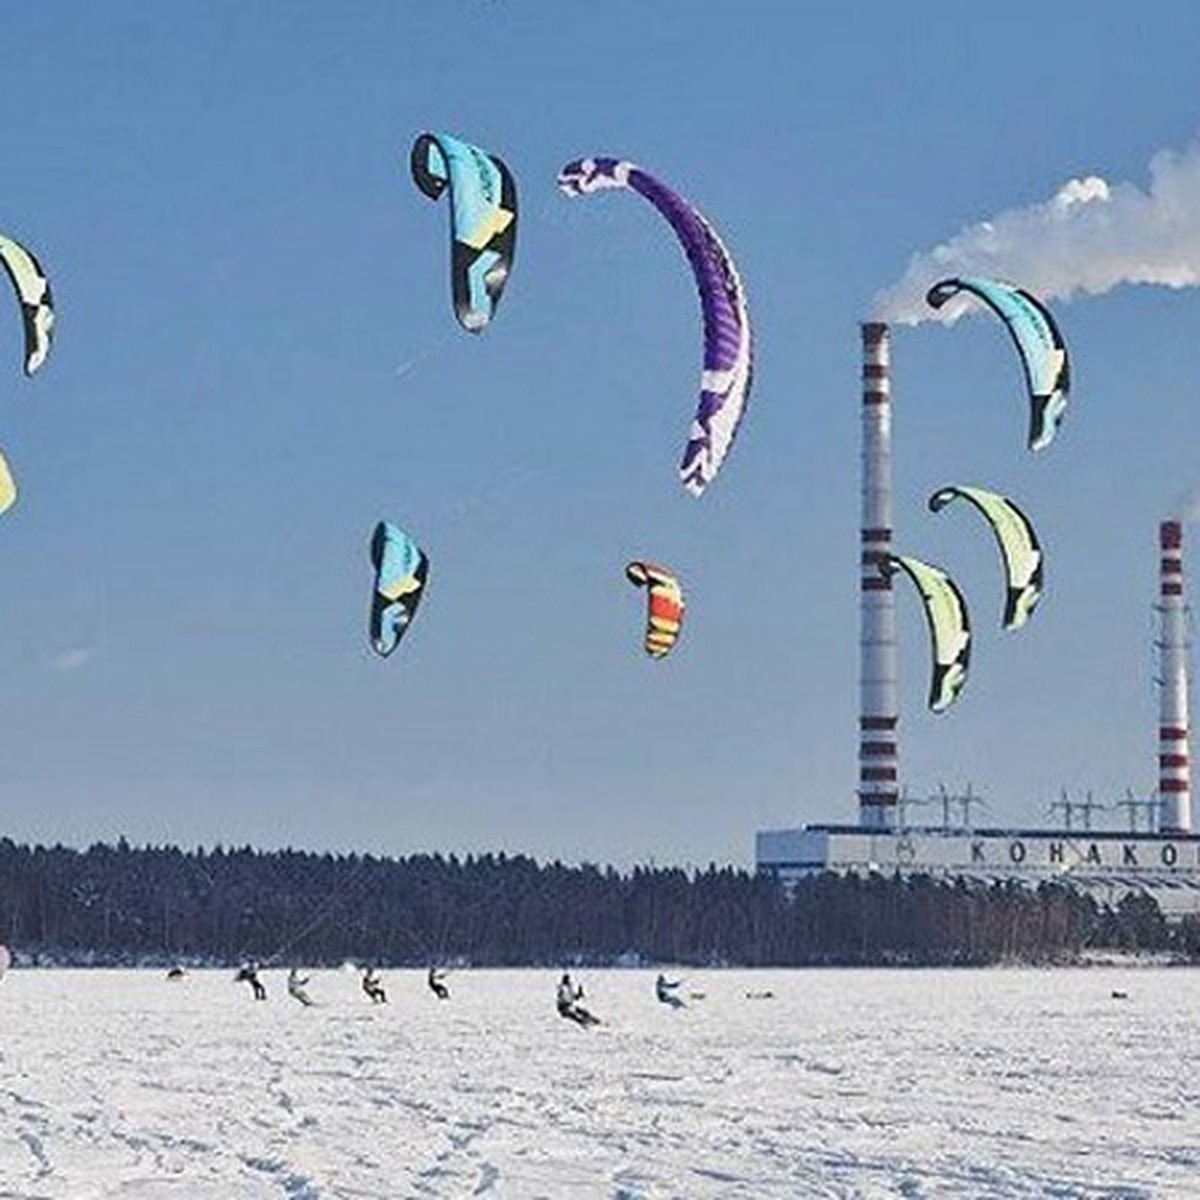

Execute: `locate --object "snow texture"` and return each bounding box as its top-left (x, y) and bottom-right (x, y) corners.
top-left (0, 967), bottom-right (1197, 1198)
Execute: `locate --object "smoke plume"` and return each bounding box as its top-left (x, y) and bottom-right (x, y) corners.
top-left (874, 134), bottom-right (1200, 325)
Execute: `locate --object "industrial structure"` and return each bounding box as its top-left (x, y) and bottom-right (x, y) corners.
top-left (1158, 519), bottom-right (1191, 834)
top-left (857, 321), bottom-right (899, 829)
top-left (757, 325), bottom-right (1200, 917)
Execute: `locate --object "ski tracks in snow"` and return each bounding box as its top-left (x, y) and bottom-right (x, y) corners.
top-left (0, 967), bottom-right (1198, 1197)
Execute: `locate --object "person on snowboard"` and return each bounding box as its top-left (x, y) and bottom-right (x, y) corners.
top-left (236, 961), bottom-right (267, 1001)
top-left (287, 966), bottom-right (314, 1006)
top-left (556, 971), bottom-right (599, 1026)
top-left (361, 965), bottom-right (387, 1004)
top-left (655, 973), bottom-right (685, 1009)
top-left (427, 966), bottom-right (450, 1000)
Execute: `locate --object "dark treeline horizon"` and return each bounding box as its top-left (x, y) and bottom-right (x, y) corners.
top-left (0, 836), bottom-right (1196, 968)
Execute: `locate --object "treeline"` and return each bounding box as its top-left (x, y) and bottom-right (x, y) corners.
top-left (0, 837), bottom-right (1192, 968)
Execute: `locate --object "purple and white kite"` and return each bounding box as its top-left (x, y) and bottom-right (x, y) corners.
top-left (558, 158), bottom-right (753, 497)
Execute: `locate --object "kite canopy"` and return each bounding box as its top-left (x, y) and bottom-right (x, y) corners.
top-left (929, 484), bottom-right (1043, 630)
top-left (411, 132), bottom-right (518, 333)
top-left (881, 553), bottom-right (971, 713)
top-left (369, 522), bottom-right (429, 658)
top-left (558, 157), bottom-right (752, 497)
top-left (625, 560), bottom-right (684, 659)
top-left (0, 234), bottom-right (53, 376)
top-left (0, 450), bottom-right (16, 517)
top-left (926, 276), bottom-right (1069, 452)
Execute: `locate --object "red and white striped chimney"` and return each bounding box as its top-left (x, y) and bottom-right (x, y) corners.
top-left (1159, 520), bottom-right (1191, 833)
top-left (858, 323), bottom-right (899, 828)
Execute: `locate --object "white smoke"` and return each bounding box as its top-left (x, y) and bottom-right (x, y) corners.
top-left (873, 135), bottom-right (1200, 325)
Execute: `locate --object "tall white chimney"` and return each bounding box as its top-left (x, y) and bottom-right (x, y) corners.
top-left (1159, 519), bottom-right (1191, 833)
top-left (858, 323), bottom-right (898, 828)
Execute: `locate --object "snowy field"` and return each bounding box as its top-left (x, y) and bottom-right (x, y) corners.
top-left (1, 967), bottom-right (1199, 1199)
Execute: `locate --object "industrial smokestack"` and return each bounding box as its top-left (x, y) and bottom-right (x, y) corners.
top-left (1159, 520), bottom-right (1192, 833)
top-left (859, 323), bottom-right (898, 828)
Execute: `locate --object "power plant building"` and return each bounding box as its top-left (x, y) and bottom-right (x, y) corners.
top-left (756, 326), bottom-right (1200, 917)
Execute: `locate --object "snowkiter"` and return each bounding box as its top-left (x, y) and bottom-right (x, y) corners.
top-left (427, 966), bottom-right (449, 1000)
top-left (361, 966), bottom-right (387, 1004)
top-left (655, 973), bottom-right (685, 1009)
top-left (287, 967), bottom-right (314, 1006)
top-left (556, 972), bottom-right (599, 1026)
top-left (236, 962), bottom-right (267, 1001)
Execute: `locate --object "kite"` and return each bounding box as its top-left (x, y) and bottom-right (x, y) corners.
top-left (369, 522), bottom-right (429, 657)
top-left (929, 484), bottom-right (1042, 629)
top-left (926, 277), bottom-right (1069, 452)
top-left (880, 554), bottom-right (971, 713)
top-left (558, 157), bottom-right (752, 496)
top-left (625, 560), bottom-right (684, 659)
top-left (0, 449), bottom-right (15, 516)
top-left (411, 132), bottom-right (518, 333)
top-left (0, 234), bottom-right (53, 375)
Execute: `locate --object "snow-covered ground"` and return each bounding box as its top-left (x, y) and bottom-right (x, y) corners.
top-left (1, 966), bottom-right (1198, 1198)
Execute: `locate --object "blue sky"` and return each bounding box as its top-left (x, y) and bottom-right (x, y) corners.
top-left (3, 2), bottom-right (1200, 865)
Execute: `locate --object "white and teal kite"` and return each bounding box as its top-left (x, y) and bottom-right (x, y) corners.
top-left (881, 553), bottom-right (972, 713)
top-left (410, 132), bottom-right (517, 333)
top-left (0, 233), bottom-right (53, 376)
top-left (926, 277), bottom-right (1069, 452)
top-left (369, 522), bottom-right (429, 658)
top-left (929, 484), bottom-right (1043, 630)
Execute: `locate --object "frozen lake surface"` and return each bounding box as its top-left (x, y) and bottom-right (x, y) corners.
top-left (1, 966), bottom-right (1198, 1198)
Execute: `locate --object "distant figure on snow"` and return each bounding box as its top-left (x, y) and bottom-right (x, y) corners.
top-left (556, 971), bottom-right (599, 1026)
top-left (287, 966), bottom-right (314, 1007)
top-left (236, 961), bottom-right (267, 1001)
top-left (427, 966), bottom-right (449, 1000)
top-left (655, 973), bottom-right (685, 1009)
top-left (361, 966), bottom-right (387, 1004)
top-left (166, 964), bottom-right (186, 982)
